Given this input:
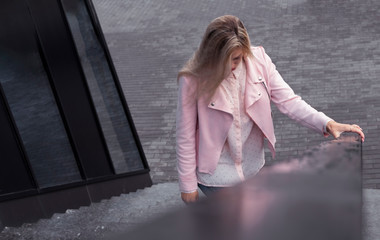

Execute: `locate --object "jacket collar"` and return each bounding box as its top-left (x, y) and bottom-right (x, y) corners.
top-left (245, 55), bottom-right (265, 84)
top-left (207, 84), bottom-right (233, 115)
top-left (207, 56), bottom-right (265, 114)
top-left (245, 56), bottom-right (266, 108)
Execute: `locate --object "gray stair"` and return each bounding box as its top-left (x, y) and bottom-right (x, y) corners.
top-left (1, 185), bottom-right (379, 240)
top-left (0, 182), bottom-right (186, 240)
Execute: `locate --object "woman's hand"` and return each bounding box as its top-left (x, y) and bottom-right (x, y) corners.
top-left (181, 191), bottom-right (199, 204)
top-left (326, 120), bottom-right (365, 142)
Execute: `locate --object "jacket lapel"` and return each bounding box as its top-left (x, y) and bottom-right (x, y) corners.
top-left (245, 56), bottom-right (265, 108)
top-left (206, 56), bottom-right (267, 115)
top-left (245, 55), bottom-right (276, 153)
top-left (207, 84), bottom-right (233, 115)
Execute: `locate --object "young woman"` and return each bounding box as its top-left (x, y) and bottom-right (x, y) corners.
top-left (176, 15), bottom-right (365, 204)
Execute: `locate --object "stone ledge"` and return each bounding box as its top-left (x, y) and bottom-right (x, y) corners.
top-left (111, 136), bottom-right (362, 240)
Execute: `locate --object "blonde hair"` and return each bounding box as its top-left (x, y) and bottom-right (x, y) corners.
top-left (178, 15), bottom-right (252, 100)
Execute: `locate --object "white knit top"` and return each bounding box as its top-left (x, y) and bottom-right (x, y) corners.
top-left (197, 61), bottom-right (266, 187)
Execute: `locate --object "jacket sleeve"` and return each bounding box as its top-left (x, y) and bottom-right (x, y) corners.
top-left (176, 76), bottom-right (198, 193)
top-left (258, 46), bottom-right (332, 136)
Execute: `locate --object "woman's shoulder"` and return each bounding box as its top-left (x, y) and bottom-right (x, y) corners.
top-left (250, 45), bottom-right (267, 59)
top-left (250, 45), bottom-right (263, 52)
top-left (178, 73), bottom-right (200, 84)
top-left (177, 73), bottom-right (200, 93)
top-left (249, 45), bottom-right (274, 68)
top-left (179, 73), bottom-right (196, 80)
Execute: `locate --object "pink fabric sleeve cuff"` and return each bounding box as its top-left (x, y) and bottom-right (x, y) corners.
top-left (323, 118), bottom-right (334, 136)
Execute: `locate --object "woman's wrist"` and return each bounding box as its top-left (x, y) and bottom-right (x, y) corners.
top-left (326, 120), bottom-right (336, 134)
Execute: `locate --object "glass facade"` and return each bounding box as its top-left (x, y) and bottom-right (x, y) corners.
top-left (0, 0), bottom-right (151, 227)
top-left (61, 0), bottom-right (144, 173)
top-left (0, 0), bottom-right (82, 188)
top-left (0, 0), bottom-right (147, 199)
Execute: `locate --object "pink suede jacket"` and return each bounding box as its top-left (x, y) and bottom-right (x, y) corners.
top-left (176, 46), bottom-right (332, 193)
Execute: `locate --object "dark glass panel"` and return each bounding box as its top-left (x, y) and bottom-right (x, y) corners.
top-left (0, 0), bottom-right (81, 188)
top-left (61, 0), bottom-right (144, 173)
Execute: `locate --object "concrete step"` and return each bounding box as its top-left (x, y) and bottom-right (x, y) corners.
top-left (0, 182), bottom-right (184, 240)
top-left (1, 185), bottom-right (379, 240)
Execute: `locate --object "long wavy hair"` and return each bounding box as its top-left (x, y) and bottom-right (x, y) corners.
top-left (178, 15), bottom-right (252, 100)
